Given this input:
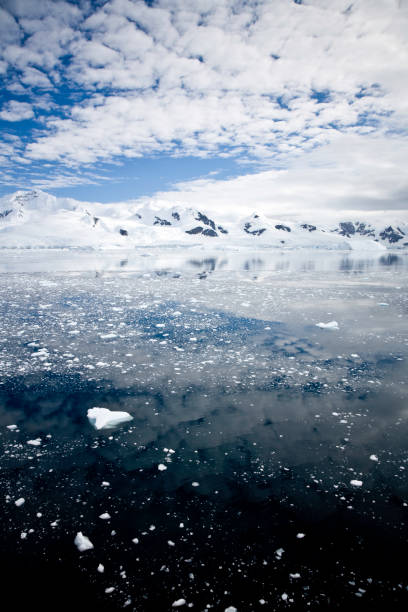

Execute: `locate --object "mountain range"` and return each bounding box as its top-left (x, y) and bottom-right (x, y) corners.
top-left (0, 190), bottom-right (407, 250)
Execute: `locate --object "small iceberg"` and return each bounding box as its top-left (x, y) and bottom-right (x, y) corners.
top-left (87, 407), bottom-right (133, 430)
top-left (315, 320), bottom-right (339, 330)
top-left (74, 532), bottom-right (94, 552)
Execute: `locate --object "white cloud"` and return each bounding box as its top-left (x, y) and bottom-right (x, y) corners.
top-left (142, 133), bottom-right (408, 216)
top-left (0, 100), bottom-right (34, 121)
top-left (0, 0), bottom-right (407, 210)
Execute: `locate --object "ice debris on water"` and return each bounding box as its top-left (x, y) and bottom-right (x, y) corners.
top-left (275, 547), bottom-right (284, 559)
top-left (172, 599), bottom-right (186, 607)
top-left (350, 479), bottom-right (363, 487)
top-left (370, 454), bottom-right (379, 462)
top-left (296, 533), bottom-right (305, 539)
top-left (15, 498), bottom-right (25, 507)
top-left (97, 564), bottom-right (104, 573)
top-left (74, 532), bottom-right (94, 552)
top-left (225, 607), bottom-right (238, 612)
top-left (158, 463), bottom-right (167, 471)
top-left (99, 512), bottom-right (111, 520)
top-left (87, 407), bottom-right (133, 430)
top-left (27, 438), bottom-right (42, 446)
top-left (316, 321), bottom-right (339, 330)
top-left (6, 424), bottom-right (17, 430)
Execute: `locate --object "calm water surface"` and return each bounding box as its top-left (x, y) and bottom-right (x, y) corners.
top-left (0, 249), bottom-right (407, 611)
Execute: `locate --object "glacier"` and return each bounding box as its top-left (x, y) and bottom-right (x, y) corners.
top-left (0, 189), bottom-right (407, 250)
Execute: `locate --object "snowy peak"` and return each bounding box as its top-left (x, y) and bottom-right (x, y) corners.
top-left (0, 190), bottom-right (407, 250)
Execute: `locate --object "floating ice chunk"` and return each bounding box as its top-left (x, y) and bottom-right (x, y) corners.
top-left (6, 424), bottom-right (17, 430)
top-left (225, 607), bottom-right (238, 612)
top-left (191, 482), bottom-right (199, 487)
top-left (105, 587), bottom-right (115, 594)
top-left (172, 599), bottom-right (186, 607)
top-left (168, 540), bottom-right (175, 546)
top-left (97, 564), bottom-right (104, 573)
top-left (15, 498), bottom-right (25, 507)
top-left (132, 538), bottom-right (139, 544)
top-left (74, 532), bottom-right (94, 552)
top-left (316, 321), bottom-right (339, 330)
top-left (296, 533), bottom-right (305, 539)
top-left (27, 438), bottom-right (42, 446)
top-left (99, 512), bottom-right (111, 520)
top-left (350, 479), bottom-right (363, 487)
top-left (101, 481), bottom-right (110, 487)
top-left (87, 407), bottom-right (133, 430)
top-left (290, 573), bottom-right (301, 579)
top-left (369, 454), bottom-right (379, 462)
top-left (158, 464), bottom-right (167, 471)
top-left (281, 593), bottom-right (288, 601)
top-left (275, 547), bottom-right (284, 559)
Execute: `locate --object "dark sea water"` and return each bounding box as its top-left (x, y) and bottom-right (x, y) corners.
top-left (0, 249), bottom-right (407, 611)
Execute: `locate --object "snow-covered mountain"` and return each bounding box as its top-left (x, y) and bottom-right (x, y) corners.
top-left (0, 190), bottom-right (407, 250)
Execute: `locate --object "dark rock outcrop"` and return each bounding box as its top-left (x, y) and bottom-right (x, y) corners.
top-left (275, 224), bottom-right (291, 232)
top-left (186, 226), bottom-right (203, 235)
top-left (301, 223), bottom-right (316, 232)
top-left (154, 216), bottom-right (171, 226)
top-left (379, 226), bottom-right (404, 244)
top-left (119, 228), bottom-right (128, 236)
top-left (244, 222), bottom-right (266, 236)
top-left (195, 212), bottom-right (216, 230)
top-left (202, 228), bottom-right (218, 237)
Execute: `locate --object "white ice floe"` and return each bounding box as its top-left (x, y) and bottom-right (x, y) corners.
top-left (15, 498), bottom-right (25, 507)
top-left (350, 479), bottom-right (363, 487)
top-left (315, 321), bottom-right (339, 330)
top-left (296, 533), bottom-right (305, 539)
top-left (27, 438), bottom-right (42, 446)
top-left (158, 464), bottom-right (167, 471)
top-left (225, 607), bottom-right (238, 612)
top-left (6, 424), bottom-right (17, 430)
top-left (172, 599), bottom-right (186, 607)
top-left (99, 512), bottom-right (111, 520)
top-left (97, 564), bottom-right (104, 573)
top-left (369, 454), bottom-right (379, 462)
top-left (74, 531), bottom-right (94, 551)
top-left (87, 407), bottom-right (133, 430)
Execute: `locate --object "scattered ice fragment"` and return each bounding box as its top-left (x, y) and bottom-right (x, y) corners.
top-left (316, 321), bottom-right (339, 330)
top-left (6, 424), bottom-right (17, 430)
top-left (351, 354), bottom-right (359, 358)
top-left (350, 479), bottom-right (363, 487)
top-left (225, 607), bottom-right (238, 612)
top-left (191, 482), bottom-right (199, 487)
top-left (149, 525), bottom-right (156, 531)
top-left (370, 454), bottom-right (379, 462)
top-left (101, 481), bottom-right (110, 487)
top-left (172, 599), bottom-right (186, 607)
top-left (87, 407), bottom-right (133, 430)
top-left (105, 587), bottom-right (115, 594)
top-left (281, 593), bottom-right (288, 601)
top-left (97, 564), bottom-right (104, 573)
top-left (27, 438), bottom-right (41, 446)
top-left (15, 498), bottom-right (25, 507)
top-left (296, 533), bottom-right (305, 539)
top-left (275, 547), bottom-right (284, 559)
top-left (99, 512), bottom-right (111, 520)
top-left (132, 538), bottom-right (139, 544)
top-left (290, 573), bottom-right (301, 579)
top-left (168, 540), bottom-right (175, 546)
top-left (74, 532), bottom-right (94, 552)
top-left (158, 464), bottom-right (167, 471)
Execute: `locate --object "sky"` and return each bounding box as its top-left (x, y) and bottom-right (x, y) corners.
top-left (0, 0), bottom-right (408, 215)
